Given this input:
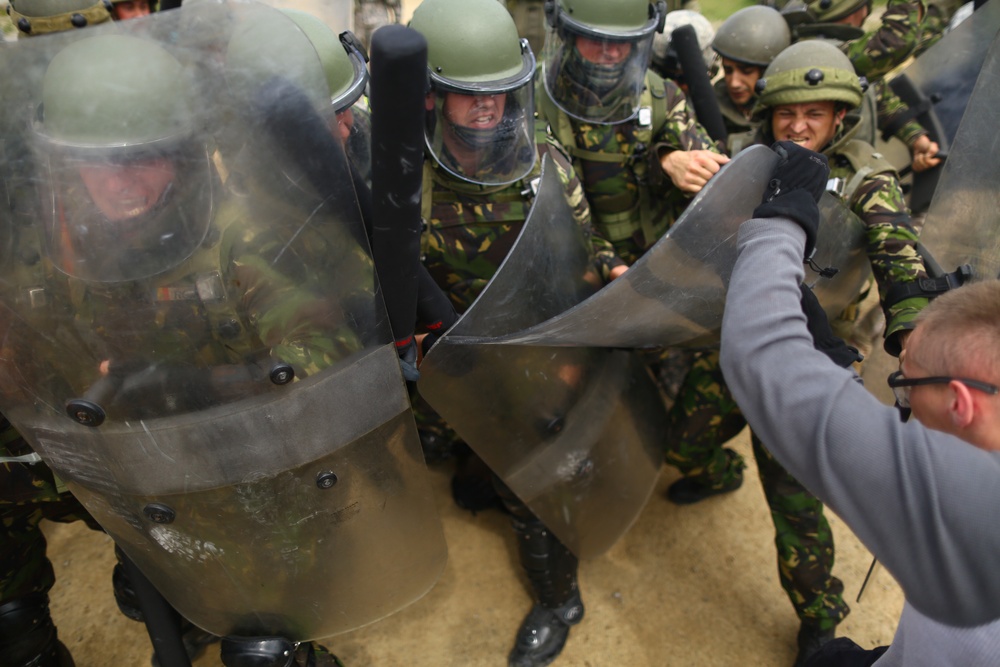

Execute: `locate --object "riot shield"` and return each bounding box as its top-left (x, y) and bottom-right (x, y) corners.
top-left (887, 0), bottom-right (1000, 212)
top-left (481, 146), bottom-right (867, 349)
top-left (418, 156), bottom-right (666, 559)
top-left (0, 3), bottom-right (446, 641)
top-left (916, 28), bottom-right (1000, 280)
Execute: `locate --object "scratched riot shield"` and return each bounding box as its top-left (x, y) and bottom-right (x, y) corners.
top-left (418, 155), bottom-right (666, 559)
top-left (887, 0), bottom-right (1000, 213)
top-left (916, 27), bottom-right (1000, 280)
top-left (0, 4), bottom-right (445, 642)
top-left (486, 146), bottom-right (867, 349)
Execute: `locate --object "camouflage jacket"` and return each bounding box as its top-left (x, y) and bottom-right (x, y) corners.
top-left (755, 119), bottom-right (928, 352)
top-left (793, 0), bottom-right (923, 81)
top-left (420, 133), bottom-right (623, 313)
top-left (536, 71), bottom-right (718, 265)
top-left (913, 0), bottom-right (965, 56)
top-left (2, 188), bottom-right (368, 423)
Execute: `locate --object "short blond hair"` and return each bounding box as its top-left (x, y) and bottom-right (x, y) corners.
top-left (911, 280), bottom-right (1000, 382)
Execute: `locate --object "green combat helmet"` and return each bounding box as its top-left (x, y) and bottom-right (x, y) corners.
top-left (33, 34), bottom-right (213, 283)
top-left (651, 9), bottom-right (716, 82)
top-left (753, 39), bottom-right (866, 114)
top-left (712, 5), bottom-right (791, 67)
top-left (409, 0), bottom-right (537, 186)
top-left (542, 0), bottom-right (667, 123)
top-left (6, 0), bottom-right (114, 37)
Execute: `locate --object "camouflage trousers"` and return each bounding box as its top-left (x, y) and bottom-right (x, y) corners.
top-left (1, 421), bottom-right (102, 605)
top-left (663, 350), bottom-right (850, 631)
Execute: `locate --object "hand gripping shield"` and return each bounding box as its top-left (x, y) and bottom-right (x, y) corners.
top-left (418, 154), bottom-right (666, 559)
top-left (482, 146), bottom-right (870, 350)
top-left (0, 3), bottom-right (445, 641)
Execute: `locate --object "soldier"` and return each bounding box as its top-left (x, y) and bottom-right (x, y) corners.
top-left (537, 0), bottom-right (726, 266)
top-left (710, 5), bottom-right (791, 139)
top-left (0, 19), bottom-right (440, 665)
top-left (664, 40), bottom-right (934, 666)
top-left (786, 0), bottom-right (942, 174)
top-left (6, 0), bottom-right (150, 37)
top-left (408, 0), bottom-right (625, 664)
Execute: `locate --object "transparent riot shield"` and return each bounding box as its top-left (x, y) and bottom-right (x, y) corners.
top-left (253, 0), bottom-right (354, 33)
top-left (916, 28), bottom-right (1000, 280)
top-left (887, 0), bottom-right (1000, 212)
top-left (484, 146), bottom-right (867, 349)
top-left (0, 3), bottom-right (446, 641)
top-left (418, 156), bottom-right (666, 559)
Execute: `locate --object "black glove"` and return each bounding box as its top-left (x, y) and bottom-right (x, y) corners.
top-left (753, 141), bottom-right (830, 258)
top-left (799, 284), bottom-right (863, 368)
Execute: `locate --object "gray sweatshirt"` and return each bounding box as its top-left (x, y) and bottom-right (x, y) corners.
top-left (719, 216), bottom-right (1000, 631)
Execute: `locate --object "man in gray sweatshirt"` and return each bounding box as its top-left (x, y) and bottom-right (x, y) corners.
top-left (719, 141), bottom-right (1000, 665)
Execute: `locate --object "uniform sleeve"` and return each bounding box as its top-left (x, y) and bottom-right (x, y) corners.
top-left (652, 79), bottom-right (719, 154)
top-left (544, 133), bottom-right (626, 282)
top-left (720, 213), bottom-right (1000, 628)
top-left (876, 81), bottom-right (927, 148)
top-left (845, 0), bottom-right (922, 80)
top-left (849, 171), bottom-right (929, 346)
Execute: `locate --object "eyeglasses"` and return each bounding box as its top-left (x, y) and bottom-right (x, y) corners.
top-left (886, 370), bottom-right (1000, 409)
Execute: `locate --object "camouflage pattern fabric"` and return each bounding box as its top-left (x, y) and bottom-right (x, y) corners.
top-left (875, 79), bottom-right (928, 147)
top-left (843, 0), bottom-right (923, 81)
top-left (664, 126), bottom-right (927, 629)
top-left (538, 72), bottom-right (718, 264)
top-left (913, 0), bottom-right (966, 57)
top-left (0, 415), bottom-right (101, 604)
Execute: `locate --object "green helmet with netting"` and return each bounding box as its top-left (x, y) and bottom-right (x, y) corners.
top-left (409, 0), bottom-right (537, 186)
top-left (7, 0), bottom-right (114, 37)
top-left (542, 0), bottom-right (667, 123)
top-left (712, 6), bottom-right (791, 67)
top-left (34, 34), bottom-right (213, 283)
top-left (753, 40), bottom-right (866, 113)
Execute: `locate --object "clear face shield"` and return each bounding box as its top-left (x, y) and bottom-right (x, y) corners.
top-left (542, 5), bottom-right (663, 124)
top-left (325, 36), bottom-right (372, 182)
top-left (32, 137), bottom-right (214, 284)
top-left (424, 39), bottom-right (537, 186)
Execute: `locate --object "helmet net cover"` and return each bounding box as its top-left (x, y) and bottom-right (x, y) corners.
top-left (542, 0), bottom-right (665, 124)
top-left (753, 40), bottom-right (864, 114)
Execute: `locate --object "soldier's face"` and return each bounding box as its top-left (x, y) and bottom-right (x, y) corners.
top-left (722, 58), bottom-right (761, 107)
top-left (78, 157), bottom-right (175, 222)
top-left (440, 92), bottom-right (507, 130)
top-left (575, 36), bottom-right (632, 65)
top-left (112, 0), bottom-right (150, 20)
top-left (770, 101), bottom-right (846, 152)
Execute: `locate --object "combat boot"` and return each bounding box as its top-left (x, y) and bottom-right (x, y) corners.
top-left (666, 449), bottom-right (744, 504)
top-left (0, 593), bottom-right (75, 667)
top-left (794, 621), bottom-right (836, 667)
top-left (508, 592), bottom-right (584, 667)
top-left (507, 514), bottom-right (584, 667)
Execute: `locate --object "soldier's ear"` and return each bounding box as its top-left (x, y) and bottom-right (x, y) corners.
top-left (833, 107), bottom-right (847, 127)
top-left (425, 92), bottom-right (436, 111)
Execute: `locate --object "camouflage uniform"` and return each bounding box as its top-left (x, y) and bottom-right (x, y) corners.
top-left (536, 71), bottom-right (718, 265)
top-left (665, 115), bottom-right (929, 632)
top-left (913, 0), bottom-right (965, 56)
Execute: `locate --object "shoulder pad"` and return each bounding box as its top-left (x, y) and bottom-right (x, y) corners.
top-left (836, 140), bottom-right (898, 178)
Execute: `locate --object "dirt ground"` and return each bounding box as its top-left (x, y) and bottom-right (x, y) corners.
top-left (44, 422), bottom-right (904, 667)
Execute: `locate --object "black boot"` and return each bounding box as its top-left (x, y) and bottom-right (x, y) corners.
top-left (794, 622), bottom-right (836, 667)
top-left (0, 593), bottom-right (75, 667)
top-left (506, 512), bottom-right (584, 667)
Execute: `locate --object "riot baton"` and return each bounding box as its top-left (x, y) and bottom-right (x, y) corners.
top-left (670, 24), bottom-right (728, 145)
top-left (368, 26), bottom-right (428, 369)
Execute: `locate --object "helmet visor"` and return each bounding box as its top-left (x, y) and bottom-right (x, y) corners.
top-left (34, 140), bottom-right (213, 283)
top-left (543, 17), bottom-right (658, 123)
top-left (424, 62), bottom-right (536, 186)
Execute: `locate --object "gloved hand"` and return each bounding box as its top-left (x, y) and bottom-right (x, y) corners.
top-left (753, 141), bottom-right (830, 258)
top-left (799, 284), bottom-right (863, 368)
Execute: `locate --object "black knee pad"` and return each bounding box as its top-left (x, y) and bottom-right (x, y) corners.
top-left (0, 593), bottom-right (67, 667)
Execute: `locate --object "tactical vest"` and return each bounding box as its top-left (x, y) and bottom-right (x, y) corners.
top-left (826, 138), bottom-right (898, 207)
top-left (536, 70), bottom-right (671, 248)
